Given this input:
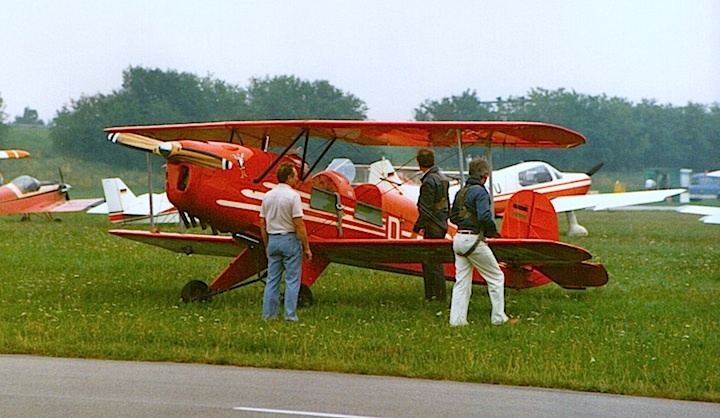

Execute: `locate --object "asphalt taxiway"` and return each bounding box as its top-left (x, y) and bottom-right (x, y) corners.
top-left (2, 355), bottom-right (717, 417)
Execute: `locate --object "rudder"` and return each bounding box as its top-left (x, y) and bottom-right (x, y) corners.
top-left (500, 190), bottom-right (559, 240)
top-left (101, 178), bottom-right (137, 214)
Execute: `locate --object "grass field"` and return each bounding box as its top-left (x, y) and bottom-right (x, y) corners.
top-left (1, 127), bottom-right (719, 402)
top-left (1, 209), bottom-right (718, 402)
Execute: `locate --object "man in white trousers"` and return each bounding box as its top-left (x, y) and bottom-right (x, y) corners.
top-left (448, 157), bottom-right (518, 326)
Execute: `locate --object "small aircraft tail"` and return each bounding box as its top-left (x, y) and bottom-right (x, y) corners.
top-left (500, 190), bottom-right (559, 240)
top-left (100, 178), bottom-right (137, 214)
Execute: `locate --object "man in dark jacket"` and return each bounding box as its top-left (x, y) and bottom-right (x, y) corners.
top-left (413, 148), bottom-right (450, 301)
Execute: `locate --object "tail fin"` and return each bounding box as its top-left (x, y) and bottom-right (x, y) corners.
top-left (101, 178), bottom-right (137, 214)
top-left (500, 190), bottom-right (559, 240)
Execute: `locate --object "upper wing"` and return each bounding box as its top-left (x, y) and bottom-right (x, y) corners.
top-left (105, 120), bottom-right (585, 149)
top-left (22, 198), bottom-right (104, 214)
top-left (550, 189), bottom-right (685, 213)
top-left (0, 150), bottom-right (30, 160)
top-left (676, 205), bottom-right (720, 224)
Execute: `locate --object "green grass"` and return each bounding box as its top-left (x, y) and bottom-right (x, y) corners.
top-left (0, 210), bottom-right (718, 402)
top-left (1, 127), bottom-right (719, 401)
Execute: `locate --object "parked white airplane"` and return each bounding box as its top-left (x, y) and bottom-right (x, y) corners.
top-left (87, 178), bottom-right (179, 224)
top-left (676, 169), bottom-right (720, 224)
top-left (341, 159), bottom-right (684, 236)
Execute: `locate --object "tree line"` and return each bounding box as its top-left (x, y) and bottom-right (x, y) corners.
top-left (1, 67), bottom-right (718, 172)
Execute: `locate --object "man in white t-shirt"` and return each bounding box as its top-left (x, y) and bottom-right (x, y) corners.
top-left (259, 162), bottom-right (312, 321)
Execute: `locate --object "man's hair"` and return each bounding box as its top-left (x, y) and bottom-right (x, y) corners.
top-left (277, 162), bottom-right (297, 183)
top-left (416, 148), bottom-right (435, 169)
top-left (468, 157), bottom-right (490, 180)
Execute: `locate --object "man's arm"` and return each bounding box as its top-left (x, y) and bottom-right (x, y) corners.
top-left (474, 189), bottom-right (500, 237)
top-left (260, 218), bottom-right (268, 247)
top-left (292, 217), bottom-right (313, 261)
top-left (414, 180), bottom-right (434, 233)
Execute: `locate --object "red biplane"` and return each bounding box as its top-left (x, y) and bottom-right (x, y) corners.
top-left (105, 120), bottom-right (609, 303)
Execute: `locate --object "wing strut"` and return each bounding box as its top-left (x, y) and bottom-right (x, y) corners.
top-left (304, 137), bottom-right (337, 178)
top-left (147, 154), bottom-right (155, 231)
top-left (254, 128), bottom-right (308, 183)
top-left (456, 130), bottom-right (465, 185)
top-left (253, 128), bottom-right (339, 183)
top-left (454, 130), bottom-right (496, 216)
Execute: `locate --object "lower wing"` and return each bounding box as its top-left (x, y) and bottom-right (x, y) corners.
top-left (110, 229), bottom-right (607, 290)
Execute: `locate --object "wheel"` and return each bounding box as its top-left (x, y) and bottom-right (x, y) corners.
top-left (180, 280), bottom-right (211, 303)
top-left (298, 284), bottom-right (313, 307)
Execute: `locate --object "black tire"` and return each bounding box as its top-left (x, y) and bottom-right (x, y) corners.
top-left (180, 280), bottom-right (211, 303)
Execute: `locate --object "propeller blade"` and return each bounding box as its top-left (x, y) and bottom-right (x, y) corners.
top-left (154, 142), bottom-right (232, 170)
top-left (109, 133), bottom-right (232, 170)
top-left (108, 133), bottom-right (163, 152)
top-left (58, 168), bottom-right (71, 200)
top-left (586, 162), bottom-right (604, 177)
top-left (165, 150), bottom-right (233, 170)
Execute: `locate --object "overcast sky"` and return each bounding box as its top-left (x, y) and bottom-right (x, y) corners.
top-left (2, 0), bottom-right (719, 122)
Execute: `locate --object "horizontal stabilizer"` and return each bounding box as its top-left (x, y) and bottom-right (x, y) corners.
top-left (535, 262), bottom-right (609, 289)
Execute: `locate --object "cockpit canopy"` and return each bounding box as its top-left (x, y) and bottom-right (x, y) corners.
top-left (11, 175), bottom-right (58, 193)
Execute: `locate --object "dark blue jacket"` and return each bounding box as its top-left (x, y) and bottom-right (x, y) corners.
top-left (449, 177), bottom-right (499, 237)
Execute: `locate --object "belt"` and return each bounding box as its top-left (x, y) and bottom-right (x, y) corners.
top-left (457, 230), bottom-right (480, 235)
top-left (269, 232), bottom-right (295, 236)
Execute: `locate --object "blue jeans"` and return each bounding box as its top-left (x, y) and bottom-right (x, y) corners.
top-left (263, 233), bottom-right (302, 321)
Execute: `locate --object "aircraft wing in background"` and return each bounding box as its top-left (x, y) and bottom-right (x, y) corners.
top-left (550, 189), bottom-right (685, 213)
top-left (676, 205), bottom-right (720, 224)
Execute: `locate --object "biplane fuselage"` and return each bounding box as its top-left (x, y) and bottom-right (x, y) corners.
top-left (165, 141), bottom-right (425, 242)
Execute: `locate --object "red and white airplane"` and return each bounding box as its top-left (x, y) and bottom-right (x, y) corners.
top-left (87, 178), bottom-right (179, 225)
top-left (0, 150), bottom-right (102, 219)
top-left (371, 159), bottom-right (684, 236)
top-left (103, 120), bottom-right (609, 303)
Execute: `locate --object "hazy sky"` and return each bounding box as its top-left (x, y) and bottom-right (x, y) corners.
top-left (2, 0), bottom-right (719, 122)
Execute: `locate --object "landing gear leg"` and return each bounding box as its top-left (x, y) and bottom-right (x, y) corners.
top-left (298, 284), bottom-right (313, 307)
